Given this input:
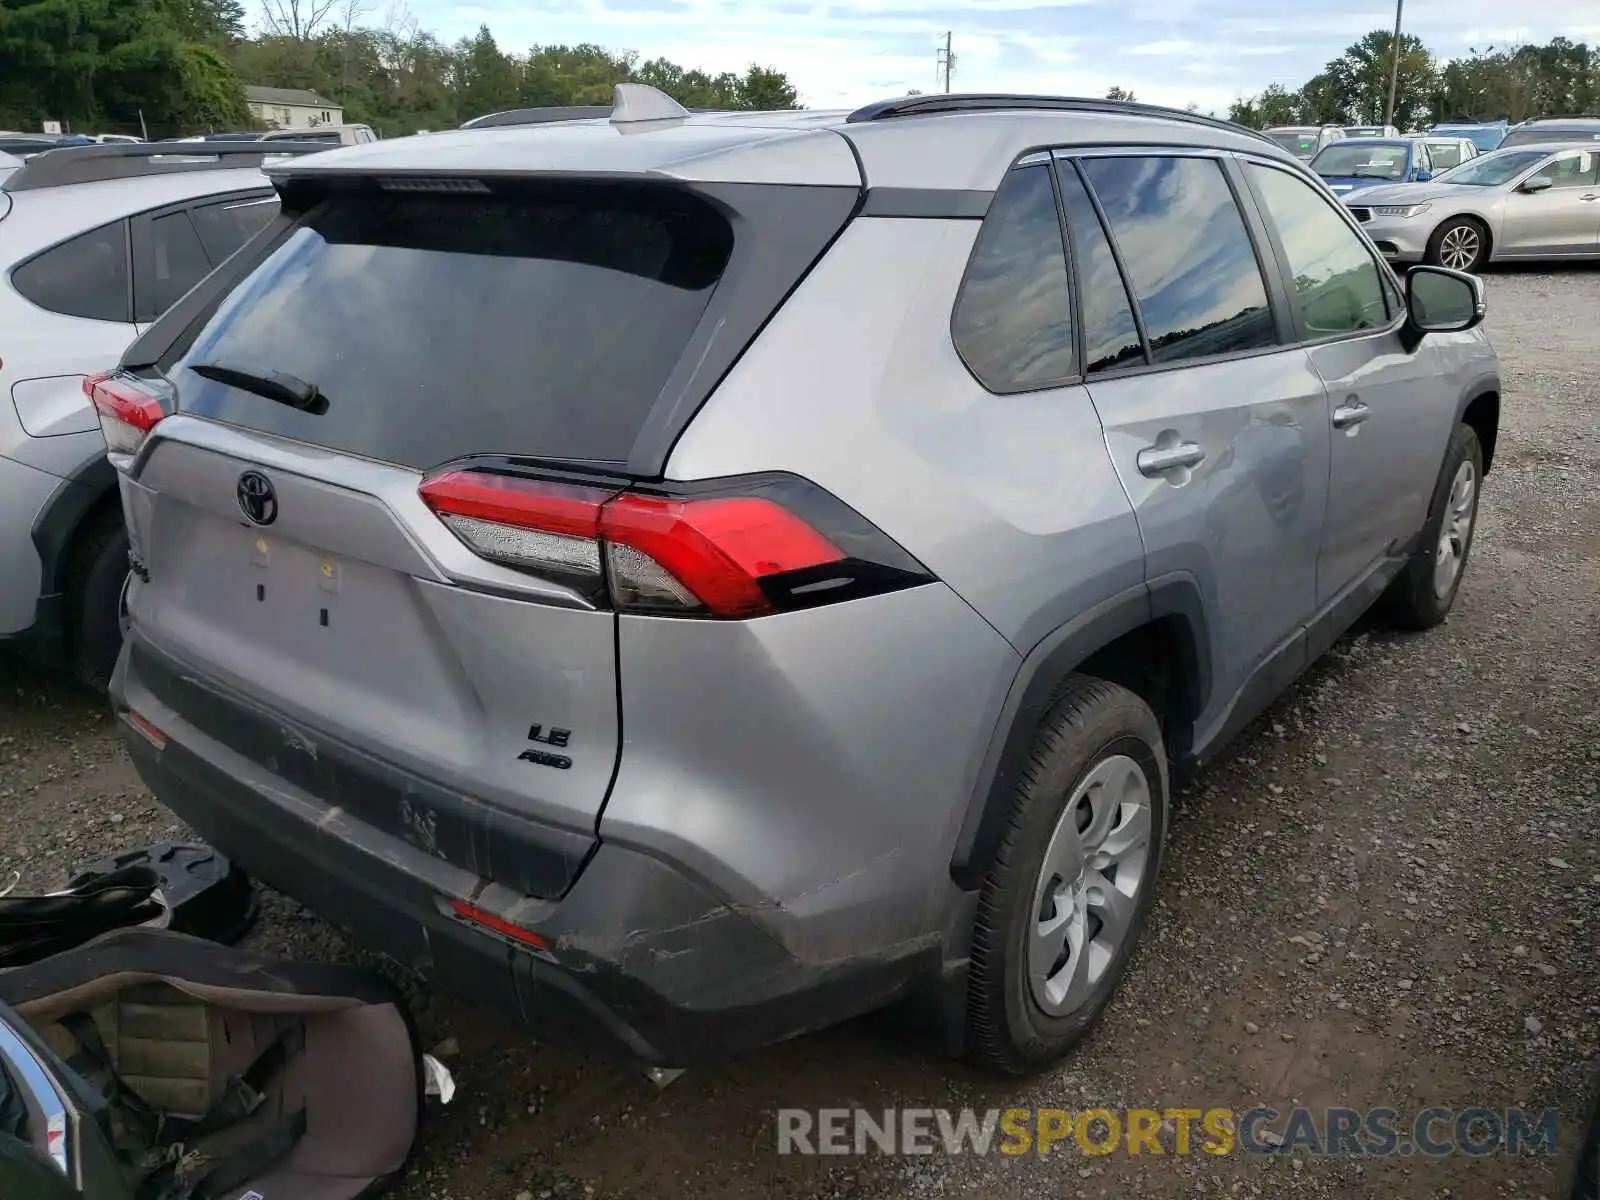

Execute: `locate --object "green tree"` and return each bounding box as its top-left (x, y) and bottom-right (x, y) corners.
top-left (1255, 82), bottom-right (1299, 125)
top-left (1228, 96), bottom-right (1261, 127)
top-left (454, 24), bottom-right (517, 118)
top-left (1328, 30), bottom-right (1435, 129)
top-left (737, 64), bottom-right (797, 110)
top-left (1105, 85), bottom-right (1136, 101)
top-left (1298, 69), bottom-right (1352, 124)
top-left (0, 0), bottom-right (252, 134)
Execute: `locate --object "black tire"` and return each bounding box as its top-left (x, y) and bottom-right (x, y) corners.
top-left (965, 676), bottom-right (1168, 1074)
top-left (1426, 216), bottom-right (1489, 273)
top-left (1382, 423), bottom-right (1484, 631)
top-left (64, 507), bottom-right (130, 692)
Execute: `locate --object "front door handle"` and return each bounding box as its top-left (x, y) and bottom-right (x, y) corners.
top-left (1581, 193), bottom-right (1599, 202)
top-left (1332, 401), bottom-right (1371, 430)
top-left (1136, 441), bottom-right (1206, 477)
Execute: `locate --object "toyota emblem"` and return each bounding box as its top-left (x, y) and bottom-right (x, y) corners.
top-left (237, 470), bottom-right (278, 526)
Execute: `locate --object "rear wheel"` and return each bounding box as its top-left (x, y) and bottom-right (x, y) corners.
top-left (65, 508), bottom-right (131, 692)
top-left (965, 676), bottom-right (1168, 1073)
top-left (1427, 217), bottom-right (1488, 273)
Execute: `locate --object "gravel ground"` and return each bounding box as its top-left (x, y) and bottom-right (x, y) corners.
top-left (2, 266), bottom-right (1596, 1199)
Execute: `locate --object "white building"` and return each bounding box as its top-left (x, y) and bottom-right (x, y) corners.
top-left (244, 86), bottom-right (343, 131)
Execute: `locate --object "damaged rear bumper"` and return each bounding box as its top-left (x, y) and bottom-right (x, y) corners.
top-left (111, 639), bottom-right (940, 1065)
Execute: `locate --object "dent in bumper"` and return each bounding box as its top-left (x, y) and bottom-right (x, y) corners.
top-left (112, 643), bottom-right (947, 1064)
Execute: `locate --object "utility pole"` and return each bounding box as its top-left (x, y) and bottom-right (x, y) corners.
top-left (1384, 0), bottom-right (1404, 128)
top-left (937, 32), bottom-right (955, 93)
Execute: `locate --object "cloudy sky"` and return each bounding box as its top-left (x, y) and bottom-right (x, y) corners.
top-left (406, 0), bottom-right (1599, 114)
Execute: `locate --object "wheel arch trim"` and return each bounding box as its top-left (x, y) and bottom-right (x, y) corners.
top-left (948, 573), bottom-right (1210, 891)
top-left (1455, 375), bottom-right (1501, 473)
top-left (30, 452), bottom-right (119, 599)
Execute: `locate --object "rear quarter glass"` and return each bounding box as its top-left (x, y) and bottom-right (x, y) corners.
top-left (171, 183), bottom-right (735, 470)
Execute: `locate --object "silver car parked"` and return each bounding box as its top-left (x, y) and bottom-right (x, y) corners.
top-left (101, 87), bottom-right (1500, 1071)
top-left (1346, 142), bottom-right (1600, 271)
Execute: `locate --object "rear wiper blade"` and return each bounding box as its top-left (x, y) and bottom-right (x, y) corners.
top-left (188, 361), bottom-right (328, 415)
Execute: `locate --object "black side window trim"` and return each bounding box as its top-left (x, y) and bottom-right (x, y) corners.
top-left (1237, 155), bottom-right (1409, 347)
top-left (1055, 157), bottom-right (1151, 370)
top-left (7, 217), bottom-right (134, 324)
top-left (1062, 149), bottom-right (1293, 371)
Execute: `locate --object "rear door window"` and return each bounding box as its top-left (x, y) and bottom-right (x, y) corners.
top-left (10, 220), bottom-right (131, 323)
top-left (1078, 156), bottom-right (1277, 364)
top-left (190, 195), bottom-right (278, 262)
top-left (950, 163), bottom-right (1075, 392)
top-left (141, 210), bottom-right (212, 316)
top-left (175, 184), bottom-right (734, 469)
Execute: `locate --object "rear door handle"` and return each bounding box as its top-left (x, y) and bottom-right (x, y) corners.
top-left (1581, 193), bottom-right (1600, 202)
top-left (1332, 401), bottom-right (1371, 430)
top-left (1136, 442), bottom-right (1206, 477)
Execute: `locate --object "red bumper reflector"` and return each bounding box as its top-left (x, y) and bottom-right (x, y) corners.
top-left (448, 898), bottom-right (550, 951)
top-left (124, 710), bottom-right (168, 749)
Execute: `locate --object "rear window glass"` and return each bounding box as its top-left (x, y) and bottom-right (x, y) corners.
top-left (175, 186), bottom-right (733, 468)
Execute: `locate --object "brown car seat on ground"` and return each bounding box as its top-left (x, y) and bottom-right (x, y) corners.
top-left (0, 927), bottom-right (422, 1200)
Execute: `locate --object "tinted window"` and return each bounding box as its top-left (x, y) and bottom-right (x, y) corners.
top-left (11, 221), bottom-right (129, 323)
top-left (1428, 142), bottom-right (1466, 170)
top-left (1437, 149), bottom-right (1552, 185)
top-left (1250, 166), bottom-right (1390, 337)
top-left (1528, 149), bottom-right (1600, 188)
top-left (1501, 128), bottom-right (1600, 147)
top-left (1266, 130), bottom-right (1319, 157)
top-left (145, 211), bottom-right (213, 314)
top-left (1080, 156), bottom-right (1276, 364)
top-left (1310, 143), bottom-right (1410, 181)
top-left (951, 164), bottom-right (1075, 391)
top-left (176, 185), bottom-right (732, 468)
top-left (1057, 165), bottom-right (1143, 373)
top-left (191, 196), bottom-right (278, 262)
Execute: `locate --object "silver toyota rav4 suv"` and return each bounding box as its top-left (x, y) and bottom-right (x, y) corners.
top-left (101, 88), bottom-right (1500, 1072)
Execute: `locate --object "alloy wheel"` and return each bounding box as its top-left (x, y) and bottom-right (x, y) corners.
top-left (1438, 225), bottom-right (1480, 271)
top-left (1028, 753), bottom-right (1153, 1017)
top-left (1433, 459), bottom-right (1477, 599)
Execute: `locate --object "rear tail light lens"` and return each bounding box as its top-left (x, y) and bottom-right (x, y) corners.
top-left (84, 372), bottom-right (170, 455)
top-left (419, 469), bottom-right (932, 619)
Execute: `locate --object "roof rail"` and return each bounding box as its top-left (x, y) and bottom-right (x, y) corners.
top-left (459, 106), bottom-right (612, 130)
top-left (844, 93), bottom-right (1275, 145)
top-left (1, 139), bottom-right (334, 193)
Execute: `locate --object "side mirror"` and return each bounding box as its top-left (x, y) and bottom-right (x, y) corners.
top-left (1519, 175), bottom-right (1553, 193)
top-left (1416, 170), bottom-right (1433, 182)
top-left (1403, 265), bottom-right (1485, 348)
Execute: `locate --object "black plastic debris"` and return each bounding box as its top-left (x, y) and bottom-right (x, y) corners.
top-left (68, 842), bottom-right (257, 946)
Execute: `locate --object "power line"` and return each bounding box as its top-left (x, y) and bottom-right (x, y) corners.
top-left (936, 31), bottom-right (955, 94)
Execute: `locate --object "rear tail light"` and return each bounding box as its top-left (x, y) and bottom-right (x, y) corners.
top-left (84, 372), bottom-right (170, 455)
top-left (419, 469), bottom-right (933, 619)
